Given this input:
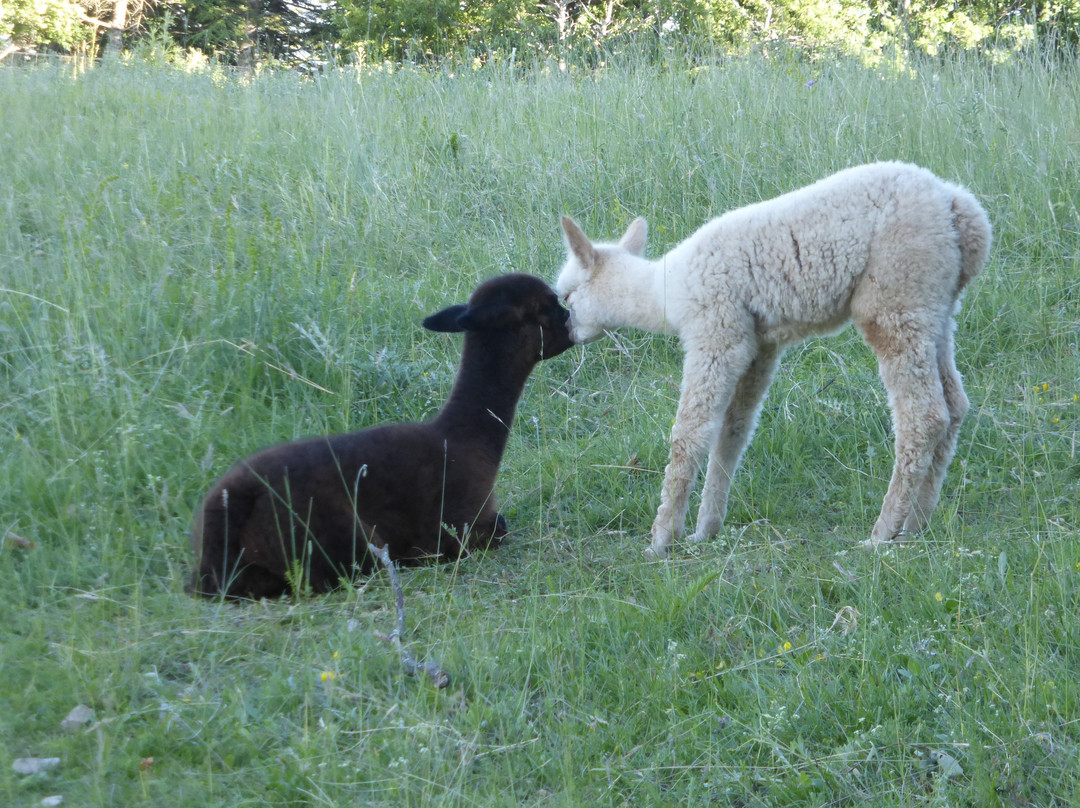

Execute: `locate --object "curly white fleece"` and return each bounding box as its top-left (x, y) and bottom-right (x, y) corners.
top-left (556, 161), bottom-right (992, 555)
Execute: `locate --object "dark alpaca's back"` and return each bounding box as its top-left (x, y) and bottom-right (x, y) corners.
top-left (190, 274), bottom-right (572, 599)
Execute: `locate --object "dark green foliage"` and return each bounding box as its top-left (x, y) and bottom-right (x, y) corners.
top-left (7, 0), bottom-right (1080, 67)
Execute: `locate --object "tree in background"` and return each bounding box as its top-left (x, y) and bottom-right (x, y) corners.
top-left (5, 0), bottom-right (1080, 66)
top-left (151, 0), bottom-right (335, 66)
top-left (1, 0), bottom-right (150, 61)
top-left (2, 0), bottom-right (95, 59)
top-left (324, 0), bottom-right (1080, 64)
top-left (333, 0), bottom-right (465, 60)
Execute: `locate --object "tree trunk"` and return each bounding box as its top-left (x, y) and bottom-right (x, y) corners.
top-left (106, 0), bottom-right (128, 56)
top-left (238, 0), bottom-right (259, 73)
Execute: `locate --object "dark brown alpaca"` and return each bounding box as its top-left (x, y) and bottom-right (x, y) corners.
top-left (189, 274), bottom-right (573, 599)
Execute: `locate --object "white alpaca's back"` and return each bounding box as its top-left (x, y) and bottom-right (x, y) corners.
top-left (664, 161), bottom-right (987, 345)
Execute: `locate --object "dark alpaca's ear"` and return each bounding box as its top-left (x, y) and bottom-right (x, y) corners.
top-left (455, 300), bottom-right (516, 331)
top-left (422, 304), bottom-right (469, 332)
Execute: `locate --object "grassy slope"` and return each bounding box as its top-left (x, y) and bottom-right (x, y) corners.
top-left (0, 51), bottom-right (1078, 806)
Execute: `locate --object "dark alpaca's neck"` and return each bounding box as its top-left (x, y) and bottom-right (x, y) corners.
top-left (433, 332), bottom-right (539, 451)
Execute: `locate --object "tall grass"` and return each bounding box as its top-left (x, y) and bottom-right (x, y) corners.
top-left (1, 50), bottom-right (1078, 806)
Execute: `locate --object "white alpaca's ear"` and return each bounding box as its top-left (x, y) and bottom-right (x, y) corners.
top-left (619, 217), bottom-right (648, 255)
top-left (561, 216), bottom-right (597, 270)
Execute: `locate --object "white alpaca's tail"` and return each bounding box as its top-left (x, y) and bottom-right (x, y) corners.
top-left (951, 189), bottom-right (992, 292)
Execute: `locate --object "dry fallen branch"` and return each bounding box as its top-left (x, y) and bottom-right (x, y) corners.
top-left (368, 543), bottom-right (451, 689)
top-left (4, 530), bottom-right (35, 550)
top-left (829, 605), bottom-right (861, 636)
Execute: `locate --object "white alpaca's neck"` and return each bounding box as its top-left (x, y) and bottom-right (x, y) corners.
top-left (604, 255), bottom-right (682, 336)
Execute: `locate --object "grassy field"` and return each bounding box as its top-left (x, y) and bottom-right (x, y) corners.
top-left (1, 48), bottom-right (1078, 807)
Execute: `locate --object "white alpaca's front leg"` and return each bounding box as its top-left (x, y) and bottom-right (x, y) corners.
top-left (690, 464), bottom-right (730, 543)
top-left (646, 344), bottom-right (751, 558)
top-left (689, 346), bottom-right (779, 543)
top-left (647, 457), bottom-right (696, 557)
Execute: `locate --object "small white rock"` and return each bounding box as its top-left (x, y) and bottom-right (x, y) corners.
top-left (13, 757), bottom-right (61, 775)
top-left (61, 704), bottom-right (95, 732)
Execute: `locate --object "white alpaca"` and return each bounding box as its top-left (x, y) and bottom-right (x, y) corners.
top-left (555, 162), bottom-right (991, 556)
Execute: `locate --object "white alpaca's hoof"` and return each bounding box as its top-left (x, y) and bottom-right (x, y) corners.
top-left (860, 529), bottom-right (909, 549)
top-left (644, 544), bottom-right (670, 560)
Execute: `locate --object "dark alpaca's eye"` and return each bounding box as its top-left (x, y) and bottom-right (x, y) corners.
top-left (548, 300), bottom-right (569, 323)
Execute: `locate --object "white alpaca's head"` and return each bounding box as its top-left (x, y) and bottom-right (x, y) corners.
top-left (555, 216), bottom-right (648, 343)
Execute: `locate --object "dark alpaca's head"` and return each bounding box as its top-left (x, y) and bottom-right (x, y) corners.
top-left (422, 274), bottom-right (573, 360)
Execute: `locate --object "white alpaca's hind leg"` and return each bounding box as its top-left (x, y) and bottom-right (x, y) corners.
top-left (692, 345), bottom-right (780, 542)
top-left (868, 342), bottom-right (950, 546)
top-left (902, 324), bottom-right (968, 534)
